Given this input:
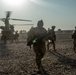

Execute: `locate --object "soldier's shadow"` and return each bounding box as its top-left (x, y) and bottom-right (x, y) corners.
top-left (49, 50), bottom-right (76, 69)
top-left (0, 42), bottom-right (10, 58)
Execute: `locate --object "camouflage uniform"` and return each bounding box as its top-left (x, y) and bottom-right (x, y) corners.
top-left (72, 27), bottom-right (76, 52)
top-left (47, 26), bottom-right (56, 51)
top-left (14, 31), bottom-right (19, 42)
top-left (1, 31), bottom-right (7, 43)
top-left (27, 20), bottom-right (47, 70)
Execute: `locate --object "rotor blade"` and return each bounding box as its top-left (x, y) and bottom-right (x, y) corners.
top-left (13, 24), bottom-right (34, 26)
top-left (6, 11), bottom-right (11, 18)
top-left (0, 18), bottom-right (5, 22)
top-left (10, 18), bottom-right (32, 21)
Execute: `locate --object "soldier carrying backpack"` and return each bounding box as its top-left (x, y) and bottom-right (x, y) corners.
top-left (72, 27), bottom-right (76, 52)
top-left (47, 26), bottom-right (56, 51)
top-left (27, 20), bottom-right (47, 73)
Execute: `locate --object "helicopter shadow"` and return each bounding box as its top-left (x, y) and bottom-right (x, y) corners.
top-left (0, 42), bottom-right (10, 58)
top-left (48, 50), bottom-right (76, 69)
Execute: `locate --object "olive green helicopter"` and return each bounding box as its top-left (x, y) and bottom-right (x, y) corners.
top-left (0, 11), bottom-right (33, 44)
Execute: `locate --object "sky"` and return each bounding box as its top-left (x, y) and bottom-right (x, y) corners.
top-left (0, 0), bottom-right (76, 32)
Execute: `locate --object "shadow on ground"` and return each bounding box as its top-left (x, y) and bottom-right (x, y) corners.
top-left (0, 42), bottom-right (10, 58)
top-left (49, 50), bottom-right (76, 69)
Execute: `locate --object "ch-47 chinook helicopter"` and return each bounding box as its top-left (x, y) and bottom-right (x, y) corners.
top-left (0, 11), bottom-right (33, 44)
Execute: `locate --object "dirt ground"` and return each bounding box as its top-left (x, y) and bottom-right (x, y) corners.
top-left (0, 33), bottom-right (76, 75)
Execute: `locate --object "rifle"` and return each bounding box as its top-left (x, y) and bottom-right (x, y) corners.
top-left (27, 32), bottom-right (54, 47)
top-left (27, 33), bottom-right (47, 46)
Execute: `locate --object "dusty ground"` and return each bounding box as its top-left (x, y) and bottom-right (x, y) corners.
top-left (0, 33), bottom-right (76, 75)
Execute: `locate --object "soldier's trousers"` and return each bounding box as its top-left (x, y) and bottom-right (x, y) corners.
top-left (47, 40), bottom-right (55, 51)
top-left (52, 41), bottom-right (55, 50)
top-left (73, 39), bottom-right (76, 51)
top-left (33, 42), bottom-right (46, 70)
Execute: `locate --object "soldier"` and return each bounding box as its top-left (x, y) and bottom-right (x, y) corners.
top-left (27, 20), bottom-right (47, 73)
top-left (47, 26), bottom-right (56, 51)
top-left (9, 25), bottom-right (15, 43)
top-left (0, 26), bottom-right (7, 44)
top-left (72, 27), bottom-right (76, 52)
top-left (14, 31), bottom-right (19, 43)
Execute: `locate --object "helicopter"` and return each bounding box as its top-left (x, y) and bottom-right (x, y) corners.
top-left (0, 11), bottom-right (33, 44)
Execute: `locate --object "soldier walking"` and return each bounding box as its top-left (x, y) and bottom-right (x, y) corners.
top-left (72, 27), bottom-right (76, 52)
top-left (14, 31), bottom-right (19, 43)
top-left (27, 20), bottom-right (47, 74)
top-left (47, 26), bottom-right (56, 51)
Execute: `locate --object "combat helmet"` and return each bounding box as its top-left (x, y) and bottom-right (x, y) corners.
top-left (51, 26), bottom-right (56, 28)
top-left (37, 20), bottom-right (44, 27)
